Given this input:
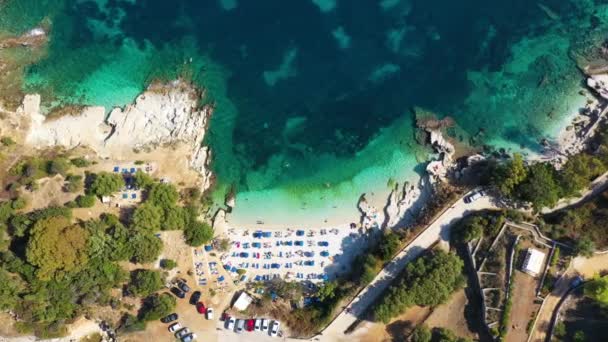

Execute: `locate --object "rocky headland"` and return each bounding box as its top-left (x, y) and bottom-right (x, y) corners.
top-left (22, 80), bottom-right (214, 191)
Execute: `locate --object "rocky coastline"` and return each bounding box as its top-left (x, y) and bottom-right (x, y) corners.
top-left (21, 79), bottom-right (214, 191)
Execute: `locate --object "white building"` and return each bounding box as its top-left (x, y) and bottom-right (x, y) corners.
top-left (522, 248), bottom-right (546, 277)
top-left (233, 292), bottom-right (253, 311)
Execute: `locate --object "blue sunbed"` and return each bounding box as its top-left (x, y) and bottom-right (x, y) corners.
top-left (131, 194), bottom-right (136, 199)
top-left (122, 193), bottom-right (128, 199)
top-left (318, 241), bottom-right (329, 247)
top-left (262, 232), bottom-right (272, 238)
top-left (295, 241), bottom-right (304, 246)
top-left (320, 251), bottom-right (329, 257)
top-left (113, 166), bottom-right (119, 172)
top-left (296, 230), bottom-right (305, 236)
top-left (130, 167), bottom-right (136, 173)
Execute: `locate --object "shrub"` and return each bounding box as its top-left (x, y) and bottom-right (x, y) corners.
top-left (46, 158), bottom-right (70, 176)
top-left (139, 293), bottom-right (176, 321)
top-left (76, 195), bottom-right (96, 208)
top-left (1, 137), bottom-right (15, 146)
top-left (88, 172), bottom-right (125, 196)
top-left (70, 157), bottom-right (91, 168)
top-left (127, 269), bottom-right (163, 297)
top-left (184, 221), bottom-right (214, 246)
top-left (11, 198), bottom-right (26, 210)
top-left (160, 259), bottom-right (177, 270)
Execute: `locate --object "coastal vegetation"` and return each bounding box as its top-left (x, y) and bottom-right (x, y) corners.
top-left (0, 158), bottom-right (212, 337)
top-left (373, 249), bottom-right (465, 323)
top-left (485, 145), bottom-right (608, 211)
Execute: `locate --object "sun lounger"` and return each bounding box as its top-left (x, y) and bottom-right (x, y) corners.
top-left (318, 241), bottom-right (329, 247)
top-left (296, 230), bottom-right (305, 236)
top-left (130, 167), bottom-right (136, 173)
top-left (122, 193), bottom-right (128, 199)
top-left (113, 166), bottom-right (119, 172)
top-left (295, 241), bottom-right (304, 246)
top-left (320, 251), bottom-right (329, 257)
top-left (131, 194), bottom-right (136, 199)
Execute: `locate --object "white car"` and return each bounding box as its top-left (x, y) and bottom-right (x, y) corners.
top-left (206, 307), bottom-right (214, 320)
top-left (270, 320), bottom-right (280, 337)
top-left (227, 317), bottom-right (236, 331)
top-left (465, 191), bottom-right (484, 203)
top-left (261, 318), bottom-right (269, 332)
top-left (175, 328), bottom-right (190, 338)
top-left (254, 318), bottom-right (262, 331)
top-left (181, 333), bottom-right (197, 342)
top-left (169, 322), bottom-right (182, 332)
top-left (236, 319), bottom-right (245, 334)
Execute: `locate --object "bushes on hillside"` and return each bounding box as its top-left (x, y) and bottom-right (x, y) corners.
top-left (88, 172), bottom-right (125, 197)
top-left (127, 269), bottom-right (163, 297)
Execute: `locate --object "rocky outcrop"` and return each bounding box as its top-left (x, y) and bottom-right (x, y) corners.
top-left (357, 195), bottom-right (382, 229)
top-left (24, 80), bottom-right (214, 190)
top-left (382, 179), bottom-right (425, 229)
top-left (426, 129), bottom-right (456, 181)
top-left (0, 27), bottom-right (47, 49)
top-left (587, 74), bottom-right (608, 100)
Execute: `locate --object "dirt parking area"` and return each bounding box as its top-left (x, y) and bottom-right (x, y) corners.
top-left (349, 306), bottom-right (431, 342)
top-left (424, 289), bottom-right (477, 339)
top-left (506, 270), bottom-right (540, 342)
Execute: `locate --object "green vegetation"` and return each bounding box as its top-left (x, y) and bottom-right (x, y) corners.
top-left (543, 191), bottom-right (608, 250)
top-left (133, 170), bottom-right (154, 189)
top-left (131, 204), bottom-right (163, 231)
top-left (70, 157), bottom-right (91, 168)
top-left (26, 216), bottom-right (90, 280)
top-left (160, 258), bottom-right (177, 270)
top-left (452, 211), bottom-right (506, 244)
top-left (65, 174), bottom-right (83, 193)
top-left (46, 157), bottom-right (70, 176)
top-left (488, 151), bottom-right (607, 211)
top-left (184, 220), bottom-right (214, 246)
top-left (139, 293), bottom-right (176, 321)
top-left (127, 269), bottom-right (164, 297)
top-left (88, 172), bottom-right (125, 196)
top-left (585, 275), bottom-right (608, 306)
top-left (373, 249), bottom-right (464, 323)
top-left (1, 136), bottom-right (16, 146)
top-left (76, 194), bottom-right (96, 208)
top-left (411, 325), bottom-right (472, 342)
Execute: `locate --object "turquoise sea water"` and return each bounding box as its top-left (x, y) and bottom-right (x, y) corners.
top-left (0, 0), bottom-right (604, 225)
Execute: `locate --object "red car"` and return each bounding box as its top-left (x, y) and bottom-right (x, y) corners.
top-left (196, 302), bottom-right (206, 314)
top-left (246, 319), bottom-right (255, 332)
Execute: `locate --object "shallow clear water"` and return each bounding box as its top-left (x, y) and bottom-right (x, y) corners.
top-left (1, 0), bottom-right (603, 225)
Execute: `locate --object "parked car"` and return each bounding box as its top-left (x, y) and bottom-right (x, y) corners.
top-left (189, 290), bottom-right (201, 305)
top-left (261, 318), bottom-right (269, 332)
top-left (171, 287), bottom-right (185, 298)
top-left (181, 333), bottom-right (197, 342)
top-left (206, 307), bottom-right (214, 320)
top-left (221, 312), bottom-right (230, 321)
top-left (254, 318), bottom-right (262, 331)
top-left (175, 328), bottom-right (190, 338)
top-left (465, 190), bottom-right (485, 203)
top-left (227, 316), bottom-right (236, 330)
top-left (177, 281), bottom-right (191, 293)
top-left (246, 319), bottom-right (255, 332)
top-left (196, 301), bottom-right (206, 314)
top-left (236, 319), bottom-right (245, 333)
top-left (270, 320), bottom-right (280, 337)
top-left (160, 313), bottom-right (178, 323)
top-left (168, 322), bottom-right (182, 332)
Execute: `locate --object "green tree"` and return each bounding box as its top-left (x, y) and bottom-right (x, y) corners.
top-left (0, 267), bottom-right (23, 310)
top-left (11, 197), bottom-right (27, 210)
top-left (378, 232), bottom-right (401, 261)
top-left (574, 237), bottom-right (595, 257)
top-left (317, 281), bottom-right (338, 301)
top-left (147, 183), bottom-right (179, 208)
top-left (161, 206), bottom-right (186, 231)
top-left (131, 204), bottom-right (163, 232)
top-left (373, 250), bottom-right (464, 323)
top-left (26, 217), bottom-right (90, 280)
top-left (130, 232), bottom-right (163, 264)
top-left (76, 195), bottom-right (96, 208)
top-left (133, 170), bottom-right (154, 189)
top-left (127, 269), bottom-right (163, 297)
top-left (492, 153), bottom-right (528, 195)
top-left (1, 136), bottom-right (15, 146)
top-left (454, 215), bottom-right (486, 243)
top-left (560, 154), bottom-right (606, 196)
top-left (88, 172), bottom-right (125, 196)
top-left (411, 325), bottom-right (432, 342)
top-left (517, 163), bottom-right (560, 211)
top-left (184, 221), bottom-right (214, 246)
top-left (585, 275), bottom-right (608, 305)
top-left (139, 293), bottom-right (176, 321)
